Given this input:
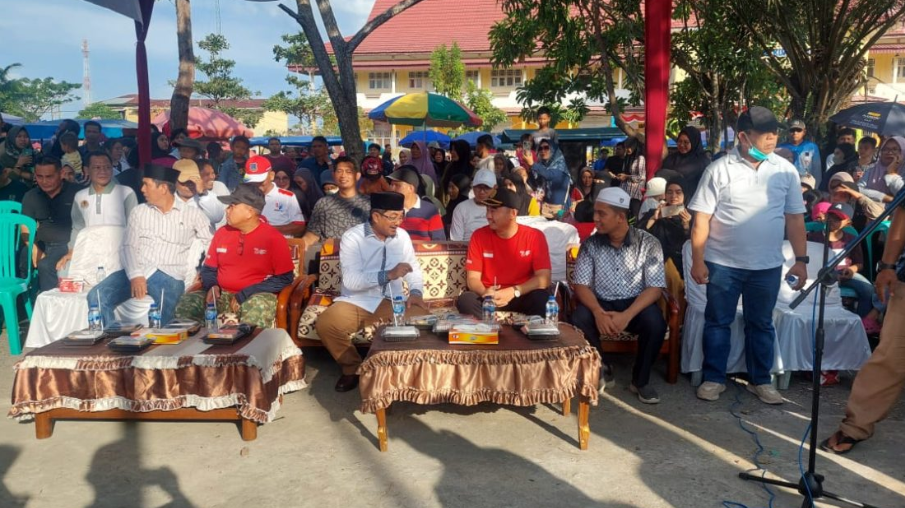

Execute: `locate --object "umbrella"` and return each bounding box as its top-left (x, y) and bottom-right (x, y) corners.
top-left (453, 131), bottom-right (500, 148)
top-left (599, 136), bottom-right (627, 147)
top-left (829, 102), bottom-right (905, 135)
top-left (368, 92), bottom-right (482, 128)
top-left (152, 106), bottom-right (253, 140)
top-left (399, 130), bottom-right (450, 149)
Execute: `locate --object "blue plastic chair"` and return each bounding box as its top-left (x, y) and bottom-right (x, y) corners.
top-left (0, 202), bottom-right (22, 214)
top-left (805, 221), bottom-right (824, 233)
top-left (0, 214), bottom-right (36, 355)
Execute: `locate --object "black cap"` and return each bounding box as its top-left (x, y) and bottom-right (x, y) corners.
top-left (172, 137), bottom-right (203, 151)
top-left (143, 163), bottom-right (180, 184)
top-left (218, 183), bottom-right (266, 212)
top-left (827, 202), bottom-right (854, 221)
top-left (370, 191), bottom-right (404, 211)
top-left (386, 166), bottom-right (421, 189)
top-left (483, 188), bottom-right (520, 209)
top-left (737, 106), bottom-right (780, 133)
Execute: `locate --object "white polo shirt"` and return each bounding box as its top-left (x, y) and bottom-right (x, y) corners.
top-left (263, 185), bottom-right (305, 227)
top-left (689, 148), bottom-right (806, 270)
top-left (449, 198), bottom-right (488, 242)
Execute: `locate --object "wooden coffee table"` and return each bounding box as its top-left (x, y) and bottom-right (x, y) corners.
top-left (358, 323), bottom-right (601, 451)
top-left (9, 329), bottom-right (307, 440)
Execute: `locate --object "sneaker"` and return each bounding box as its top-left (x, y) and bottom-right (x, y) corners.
top-left (599, 364), bottom-right (616, 392)
top-left (747, 383), bottom-right (783, 405)
top-left (630, 383), bottom-right (660, 404)
top-left (696, 381), bottom-right (726, 401)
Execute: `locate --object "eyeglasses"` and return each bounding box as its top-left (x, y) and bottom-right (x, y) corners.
top-left (380, 212), bottom-right (405, 224)
top-left (881, 147), bottom-right (901, 154)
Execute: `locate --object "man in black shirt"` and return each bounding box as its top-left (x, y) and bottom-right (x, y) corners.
top-left (603, 141), bottom-right (626, 177)
top-left (0, 165), bottom-right (28, 202)
top-left (22, 157), bottom-right (79, 291)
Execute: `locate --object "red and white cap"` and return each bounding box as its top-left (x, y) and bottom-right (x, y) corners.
top-left (243, 155), bottom-right (273, 183)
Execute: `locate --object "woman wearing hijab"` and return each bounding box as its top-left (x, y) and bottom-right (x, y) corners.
top-left (661, 126), bottom-right (710, 197)
top-left (397, 148), bottom-right (411, 168)
top-left (407, 140), bottom-right (439, 186)
top-left (527, 139), bottom-right (571, 218)
top-left (502, 172), bottom-right (540, 216)
top-left (820, 143), bottom-right (859, 192)
top-left (0, 126), bottom-right (37, 183)
top-left (440, 140), bottom-right (472, 205)
top-left (443, 173), bottom-right (471, 236)
top-left (433, 148), bottom-right (447, 173)
top-left (858, 136), bottom-right (905, 204)
top-left (293, 167), bottom-right (323, 221)
top-left (613, 136), bottom-right (646, 219)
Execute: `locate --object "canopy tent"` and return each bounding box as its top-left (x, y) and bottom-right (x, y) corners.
top-left (248, 135), bottom-right (344, 147)
top-left (453, 131), bottom-right (501, 149)
top-left (21, 119), bottom-right (138, 140)
top-left (152, 107), bottom-right (253, 141)
top-left (0, 113), bottom-right (25, 126)
top-left (500, 128), bottom-right (624, 145)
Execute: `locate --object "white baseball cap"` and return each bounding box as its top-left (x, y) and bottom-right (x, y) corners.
top-left (596, 187), bottom-right (631, 208)
top-left (646, 177), bottom-right (667, 197)
top-left (473, 168), bottom-right (497, 188)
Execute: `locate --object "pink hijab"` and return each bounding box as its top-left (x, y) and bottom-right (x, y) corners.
top-left (811, 201), bottom-right (831, 222)
top-left (408, 140), bottom-right (439, 184)
top-left (865, 136), bottom-right (905, 195)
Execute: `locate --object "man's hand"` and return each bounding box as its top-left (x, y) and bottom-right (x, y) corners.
top-left (492, 287), bottom-right (516, 308)
top-left (876, 267), bottom-right (898, 304)
top-left (206, 285), bottom-right (221, 304)
top-left (130, 276), bottom-right (148, 299)
top-left (31, 245), bottom-right (43, 268)
top-left (387, 262), bottom-right (413, 281)
top-left (839, 268), bottom-right (854, 282)
top-left (228, 296), bottom-right (240, 313)
top-left (691, 260), bottom-right (710, 285)
top-left (608, 311), bottom-right (630, 334)
top-left (593, 309), bottom-right (617, 336)
top-left (55, 251), bottom-right (73, 271)
top-left (523, 150), bottom-right (534, 166)
top-left (679, 209), bottom-right (692, 227)
top-left (785, 262), bottom-right (808, 290)
top-left (407, 294), bottom-right (427, 311)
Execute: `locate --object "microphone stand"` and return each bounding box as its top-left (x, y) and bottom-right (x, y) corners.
top-left (737, 188), bottom-right (905, 508)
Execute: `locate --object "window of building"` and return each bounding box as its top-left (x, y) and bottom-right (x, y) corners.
top-left (897, 58), bottom-right (905, 82)
top-left (368, 72), bottom-right (391, 90)
top-left (409, 71), bottom-right (430, 89)
top-left (491, 69), bottom-right (523, 88)
top-left (867, 58), bottom-right (875, 78)
top-left (465, 70), bottom-right (480, 85)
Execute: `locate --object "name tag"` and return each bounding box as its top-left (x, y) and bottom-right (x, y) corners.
top-left (483, 252), bottom-right (494, 258)
top-left (216, 247), bottom-right (228, 253)
top-left (520, 250), bottom-right (531, 257)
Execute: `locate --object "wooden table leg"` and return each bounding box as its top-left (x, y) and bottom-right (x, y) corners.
top-left (562, 397), bottom-right (571, 417)
top-left (376, 408), bottom-right (388, 452)
top-left (240, 418), bottom-right (258, 441)
top-left (35, 412), bottom-right (53, 439)
top-left (578, 396), bottom-right (590, 450)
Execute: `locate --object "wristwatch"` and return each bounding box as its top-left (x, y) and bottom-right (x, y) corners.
top-left (795, 256), bottom-right (810, 264)
top-left (513, 286), bottom-right (521, 298)
top-left (878, 262), bottom-right (898, 272)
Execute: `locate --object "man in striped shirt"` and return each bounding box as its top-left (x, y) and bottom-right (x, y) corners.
top-left (387, 166), bottom-right (445, 241)
top-left (88, 164), bottom-right (213, 326)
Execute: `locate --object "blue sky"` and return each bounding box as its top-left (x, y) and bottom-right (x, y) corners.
top-left (0, 0), bottom-right (374, 117)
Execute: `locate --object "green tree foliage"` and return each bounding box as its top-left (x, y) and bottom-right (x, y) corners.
top-left (194, 33), bottom-right (262, 128)
top-left (429, 43), bottom-right (465, 98)
top-left (76, 102), bottom-right (121, 120)
top-left (463, 80), bottom-right (507, 131)
top-left (0, 63), bottom-right (81, 121)
top-left (264, 32), bottom-right (337, 135)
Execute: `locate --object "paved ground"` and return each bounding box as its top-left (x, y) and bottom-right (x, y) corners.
top-left (0, 343), bottom-right (902, 508)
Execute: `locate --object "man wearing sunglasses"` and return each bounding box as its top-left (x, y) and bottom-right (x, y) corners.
top-left (777, 118), bottom-right (823, 186)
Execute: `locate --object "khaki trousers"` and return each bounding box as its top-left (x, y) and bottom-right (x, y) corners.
top-left (840, 281), bottom-right (905, 440)
top-left (315, 299), bottom-right (429, 375)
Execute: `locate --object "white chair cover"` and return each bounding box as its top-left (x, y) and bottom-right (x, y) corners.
top-left (517, 216), bottom-right (580, 283)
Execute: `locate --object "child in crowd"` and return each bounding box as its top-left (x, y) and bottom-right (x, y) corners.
top-left (59, 132), bottom-right (83, 180)
top-left (638, 177), bottom-right (667, 218)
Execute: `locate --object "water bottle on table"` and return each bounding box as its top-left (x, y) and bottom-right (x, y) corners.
top-left (545, 295), bottom-right (559, 325)
top-left (205, 302), bottom-right (219, 331)
top-left (88, 305), bottom-right (102, 331)
top-left (482, 295), bottom-right (496, 324)
top-left (148, 302), bottom-right (162, 329)
top-left (392, 295), bottom-right (405, 327)
top-left (96, 266), bottom-right (106, 284)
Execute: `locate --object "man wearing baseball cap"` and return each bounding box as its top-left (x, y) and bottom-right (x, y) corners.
top-left (243, 154), bottom-right (306, 237)
top-left (174, 183), bottom-right (295, 329)
top-left (456, 188), bottom-right (551, 319)
top-left (174, 158), bottom-right (225, 230)
top-left (450, 168), bottom-right (496, 242)
top-left (778, 118), bottom-right (822, 184)
top-left (690, 106), bottom-right (808, 404)
top-left (572, 187), bottom-right (667, 403)
top-left (172, 137), bottom-right (203, 161)
top-left (387, 166), bottom-right (445, 241)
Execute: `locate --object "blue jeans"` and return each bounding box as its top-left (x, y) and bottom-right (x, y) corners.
top-left (702, 262), bottom-right (782, 385)
top-left (87, 270), bottom-right (185, 326)
top-left (840, 272), bottom-right (876, 317)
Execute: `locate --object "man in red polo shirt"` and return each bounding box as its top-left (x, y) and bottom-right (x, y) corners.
top-left (456, 188), bottom-right (552, 318)
top-left (174, 184), bottom-right (295, 328)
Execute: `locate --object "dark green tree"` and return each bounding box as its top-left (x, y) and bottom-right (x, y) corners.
top-left (429, 43), bottom-right (465, 98)
top-left (463, 80), bottom-right (507, 131)
top-left (264, 32), bottom-right (337, 135)
top-left (76, 102), bottom-right (121, 120)
top-left (0, 69), bottom-right (80, 121)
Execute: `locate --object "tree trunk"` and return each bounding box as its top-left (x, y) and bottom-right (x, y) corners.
top-left (170, 0), bottom-right (194, 133)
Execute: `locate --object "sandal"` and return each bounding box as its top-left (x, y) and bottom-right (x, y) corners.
top-left (820, 430), bottom-right (861, 455)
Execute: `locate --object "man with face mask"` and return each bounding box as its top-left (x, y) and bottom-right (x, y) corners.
top-left (689, 106), bottom-right (808, 405)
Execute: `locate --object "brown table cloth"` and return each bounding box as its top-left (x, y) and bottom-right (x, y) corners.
top-left (9, 329), bottom-right (306, 424)
top-left (358, 323), bottom-right (601, 414)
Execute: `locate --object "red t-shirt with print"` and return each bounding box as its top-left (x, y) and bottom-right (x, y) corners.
top-left (466, 224), bottom-right (551, 288)
top-left (204, 219), bottom-right (295, 293)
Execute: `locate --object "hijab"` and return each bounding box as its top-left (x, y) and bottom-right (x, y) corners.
top-left (534, 140), bottom-right (568, 175)
top-left (661, 126), bottom-right (710, 196)
top-left (294, 167), bottom-right (323, 219)
top-left (1, 126), bottom-right (34, 173)
top-left (864, 136), bottom-right (905, 195)
top-left (444, 173), bottom-right (472, 224)
top-left (408, 140), bottom-right (438, 184)
top-left (440, 140), bottom-right (473, 204)
top-left (820, 143), bottom-right (859, 192)
top-left (503, 172), bottom-right (533, 216)
top-left (577, 167), bottom-right (595, 199)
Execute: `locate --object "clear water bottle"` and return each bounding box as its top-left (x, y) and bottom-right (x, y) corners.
top-left (88, 304), bottom-right (102, 331)
top-left (148, 302), bottom-right (162, 329)
top-left (205, 302), bottom-right (219, 331)
top-left (482, 295), bottom-right (496, 324)
top-left (545, 295), bottom-right (559, 325)
top-left (96, 266), bottom-right (106, 284)
top-left (392, 295), bottom-right (405, 327)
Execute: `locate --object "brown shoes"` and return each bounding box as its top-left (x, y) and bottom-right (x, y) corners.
top-left (334, 374), bottom-right (360, 392)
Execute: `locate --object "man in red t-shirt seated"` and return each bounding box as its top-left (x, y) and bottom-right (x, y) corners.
top-left (174, 184), bottom-right (295, 328)
top-left (456, 188), bottom-right (552, 318)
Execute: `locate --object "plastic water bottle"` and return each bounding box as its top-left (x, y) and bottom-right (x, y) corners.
top-left (785, 274), bottom-right (800, 289)
top-left (88, 305), bottom-right (102, 331)
top-left (205, 302), bottom-right (219, 331)
top-left (545, 295), bottom-right (559, 325)
top-left (392, 296), bottom-right (405, 327)
top-left (148, 303), bottom-right (162, 329)
top-left (96, 266), bottom-right (106, 284)
top-left (482, 295), bottom-right (496, 324)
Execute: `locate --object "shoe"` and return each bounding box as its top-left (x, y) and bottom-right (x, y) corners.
top-left (334, 374), bottom-right (359, 392)
top-left (696, 381), bottom-right (726, 401)
top-left (747, 383), bottom-right (783, 405)
top-left (599, 364), bottom-right (616, 393)
top-left (630, 384), bottom-right (660, 404)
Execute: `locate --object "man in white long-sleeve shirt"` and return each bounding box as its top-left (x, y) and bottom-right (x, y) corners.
top-left (316, 192), bottom-right (429, 392)
top-left (88, 163), bottom-right (212, 326)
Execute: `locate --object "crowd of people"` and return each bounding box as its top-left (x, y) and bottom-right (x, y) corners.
top-left (1, 102), bottom-right (903, 454)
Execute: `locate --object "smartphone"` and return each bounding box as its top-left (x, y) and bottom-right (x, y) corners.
top-left (522, 141), bottom-right (532, 152)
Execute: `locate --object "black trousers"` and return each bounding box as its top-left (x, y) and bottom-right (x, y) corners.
top-left (571, 296), bottom-right (666, 388)
top-left (456, 289), bottom-right (550, 319)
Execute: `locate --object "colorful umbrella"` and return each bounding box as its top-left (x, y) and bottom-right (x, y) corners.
top-left (152, 106), bottom-right (254, 140)
top-left (399, 130), bottom-right (451, 149)
top-left (368, 92), bottom-right (482, 128)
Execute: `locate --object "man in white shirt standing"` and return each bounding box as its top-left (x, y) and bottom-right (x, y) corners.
top-left (689, 106), bottom-right (808, 405)
top-left (242, 155), bottom-right (306, 237)
top-left (474, 135), bottom-right (496, 173)
top-left (88, 164), bottom-right (213, 327)
top-left (56, 151), bottom-right (138, 270)
top-left (316, 192), bottom-right (429, 392)
top-left (450, 168), bottom-right (496, 242)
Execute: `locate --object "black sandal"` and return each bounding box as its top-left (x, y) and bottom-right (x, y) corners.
top-left (820, 430), bottom-right (861, 455)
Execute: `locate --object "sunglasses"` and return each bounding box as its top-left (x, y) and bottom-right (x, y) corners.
top-left (539, 146), bottom-right (551, 152)
top-left (790, 128), bottom-right (803, 133)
